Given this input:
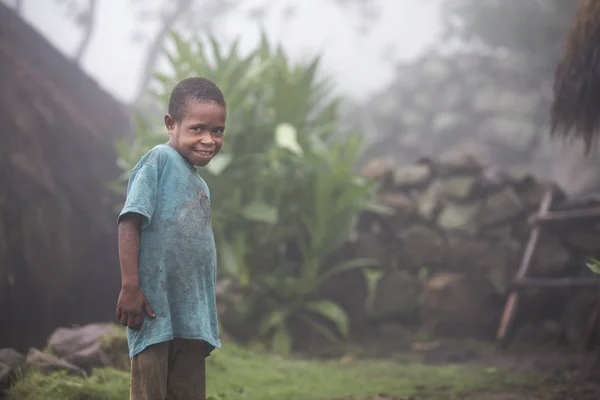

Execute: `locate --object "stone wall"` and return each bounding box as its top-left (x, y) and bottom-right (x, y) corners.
top-left (348, 153), bottom-right (600, 343)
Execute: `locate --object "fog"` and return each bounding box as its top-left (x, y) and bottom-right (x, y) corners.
top-left (15, 0), bottom-right (441, 102)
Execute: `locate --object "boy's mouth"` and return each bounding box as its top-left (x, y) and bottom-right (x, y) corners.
top-left (193, 149), bottom-right (214, 158)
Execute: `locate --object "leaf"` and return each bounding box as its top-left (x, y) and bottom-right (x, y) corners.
top-left (218, 239), bottom-right (239, 279)
top-left (271, 326), bottom-right (292, 355)
top-left (586, 258), bottom-right (600, 275)
top-left (259, 310), bottom-right (289, 336)
top-left (364, 201), bottom-right (395, 216)
top-left (205, 153), bottom-right (232, 176)
top-left (303, 300), bottom-right (349, 337)
top-left (300, 314), bottom-right (339, 344)
top-left (241, 201), bottom-right (278, 224)
top-left (275, 123), bottom-right (303, 155)
top-left (317, 258), bottom-right (380, 288)
top-left (363, 269), bottom-right (384, 316)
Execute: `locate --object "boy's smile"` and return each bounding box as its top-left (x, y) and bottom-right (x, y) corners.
top-left (165, 101), bottom-right (226, 167)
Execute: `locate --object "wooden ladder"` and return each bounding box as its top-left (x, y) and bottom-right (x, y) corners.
top-left (496, 186), bottom-right (600, 349)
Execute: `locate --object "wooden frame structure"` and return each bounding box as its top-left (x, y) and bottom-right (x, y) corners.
top-left (497, 186), bottom-right (600, 349)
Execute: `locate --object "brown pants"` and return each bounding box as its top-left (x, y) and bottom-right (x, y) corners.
top-left (130, 338), bottom-right (206, 400)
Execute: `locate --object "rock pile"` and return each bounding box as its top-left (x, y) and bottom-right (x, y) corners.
top-left (0, 323), bottom-right (128, 395)
top-left (353, 154), bottom-right (598, 340)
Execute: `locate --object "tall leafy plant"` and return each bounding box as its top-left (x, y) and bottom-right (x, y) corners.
top-left (113, 31), bottom-right (379, 353)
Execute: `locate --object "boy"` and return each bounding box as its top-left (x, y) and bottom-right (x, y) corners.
top-left (116, 77), bottom-right (226, 399)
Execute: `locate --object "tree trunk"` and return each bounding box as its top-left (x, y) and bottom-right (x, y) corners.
top-left (74, 0), bottom-right (97, 63)
top-left (132, 0), bottom-right (193, 104)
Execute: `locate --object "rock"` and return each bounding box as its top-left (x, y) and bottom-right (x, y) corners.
top-left (436, 202), bottom-right (480, 234)
top-left (417, 180), bottom-right (443, 220)
top-left (47, 323), bottom-right (119, 358)
top-left (0, 348), bottom-right (24, 370)
top-left (64, 343), bottom-right (111, 374)
top-left (485, 225), bottom-right (515, 241)
top-left (438, 152), bottom-right (484, 176)
top-left (376, 192), bottom-right (416, 226)
top-left (376, 192), bottom-right (414, 211)
top-left (371, 270), bottom-right (422, 321)
top-left (420, 273), bottom-right (500, 339)
top-left (562, 289), bottom-right (599, 351)
top-left (477, 166), bottom-right (509, 193)
top-left (369, 323), bottom-right (416, 354)
top-left (531, 233), bottom-right (572, 276)
top-left (478, 186), bottom-right (524, 226)
top-left (397, 225), bottom-right (446, 270)
top-left (361, 157), bottom-right (394, 181)
top-left (98, 327), bottom-right (130, 371)
top-left (445, 237), bottom-right (521, 295)
top-left (0, 348), bottom-right (25, 388)
top-left (376, 192), bottom-right (416, 230)
top-left (355, 232), bottom-right (389, 261)
top-left (564, 230), bottom-right (600, 253)
top-left (514, 180), bottom-right (548, 209)
top-left (440, 176), bottom-right (477, 200)
top-left (393, 164), bottom-right (432, 188)
top-left (506, 169), bottom-right (537, 186)
top-left (26, 348), bottom-right (86, 377)
top-left (0, 363), bottom-right (11, 388)
top-left (319, 266), bottom-right (370, 338)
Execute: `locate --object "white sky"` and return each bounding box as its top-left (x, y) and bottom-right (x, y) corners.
top-left (10, 0), bottom-right (442, 103)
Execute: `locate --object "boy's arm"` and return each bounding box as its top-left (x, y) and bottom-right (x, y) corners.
top-left (116, 212), bottom-right (155, 330)
top-left (118, 213), bottom-right (141, 288)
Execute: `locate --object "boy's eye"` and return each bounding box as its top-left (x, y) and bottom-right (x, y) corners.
top-left (213, 127), bottom-right (225, 135)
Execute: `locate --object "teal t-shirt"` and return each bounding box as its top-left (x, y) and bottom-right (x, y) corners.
top-left (119, 144), bottom-right (221, 359)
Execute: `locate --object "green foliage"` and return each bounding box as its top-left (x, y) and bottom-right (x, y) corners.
top-left (8, 343), bottom-right (545, 400)
top-left (586, 258), bottom-right (600, 275)
top-left (112, 31), bottom-right (379, 352)
top-left (8, 368), bottom-right (130, 400)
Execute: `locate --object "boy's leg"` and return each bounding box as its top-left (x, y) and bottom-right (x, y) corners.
top-left (166, 338), bottom-right (206, 400)
top-left (130, 341), bottom-right (170, 400)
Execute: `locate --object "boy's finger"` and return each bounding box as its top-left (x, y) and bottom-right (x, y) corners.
top-left (120, 312), bottom-right (128, 326)
top-left (144, 298), bottom-right (156, 318)
top-left (132, 313), bottom-right (143, 330)
top-left (127, 313), bottom-right (137, 329)
top-left (116, 307), bottom-right (122, 320)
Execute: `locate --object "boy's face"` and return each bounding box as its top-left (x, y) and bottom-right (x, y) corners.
top-left (165, 100), bottom-right (226, 167)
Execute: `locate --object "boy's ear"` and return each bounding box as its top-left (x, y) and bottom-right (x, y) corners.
top-left (164, 114), bottom-right (176, 133)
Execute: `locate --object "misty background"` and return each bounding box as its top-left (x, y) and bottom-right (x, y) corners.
top-left (12, 0), bottom-right (597, 194)
top-left (16, 0), bottom-right (441, 103)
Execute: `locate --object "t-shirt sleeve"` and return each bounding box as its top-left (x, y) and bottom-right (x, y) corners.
top-left (118, 164), bottom-right (160, 230)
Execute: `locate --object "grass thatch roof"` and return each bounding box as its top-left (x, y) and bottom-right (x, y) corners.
top-left (551, 0), bottom-right (600, 153)
top-left (0, 3), bottom-right (131, 352)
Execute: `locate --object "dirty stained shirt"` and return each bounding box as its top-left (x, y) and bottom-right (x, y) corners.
top-left (118, 143), bottom-right (220, 359)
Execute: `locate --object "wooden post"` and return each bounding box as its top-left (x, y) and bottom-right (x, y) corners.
top-left (496, 187), bottom-right (555, 343)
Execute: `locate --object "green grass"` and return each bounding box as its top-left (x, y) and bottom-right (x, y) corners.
top-left (7, 343), bottom-right (546, 400)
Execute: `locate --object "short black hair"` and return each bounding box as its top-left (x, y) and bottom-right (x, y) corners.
top-left (168, 77), bottom-right (226, 122)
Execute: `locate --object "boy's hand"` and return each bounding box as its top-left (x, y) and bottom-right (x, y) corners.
top-left (116, 285), bottom-right (155, 330)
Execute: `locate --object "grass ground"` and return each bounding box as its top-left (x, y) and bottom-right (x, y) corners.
top-left (7, 342), bottom-right (549, 400)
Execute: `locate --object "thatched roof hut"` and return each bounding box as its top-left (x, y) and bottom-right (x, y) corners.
top-left (551, 0), bottom-right (600, 153)
top-left (0, 3), bottom-right (131, 351)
